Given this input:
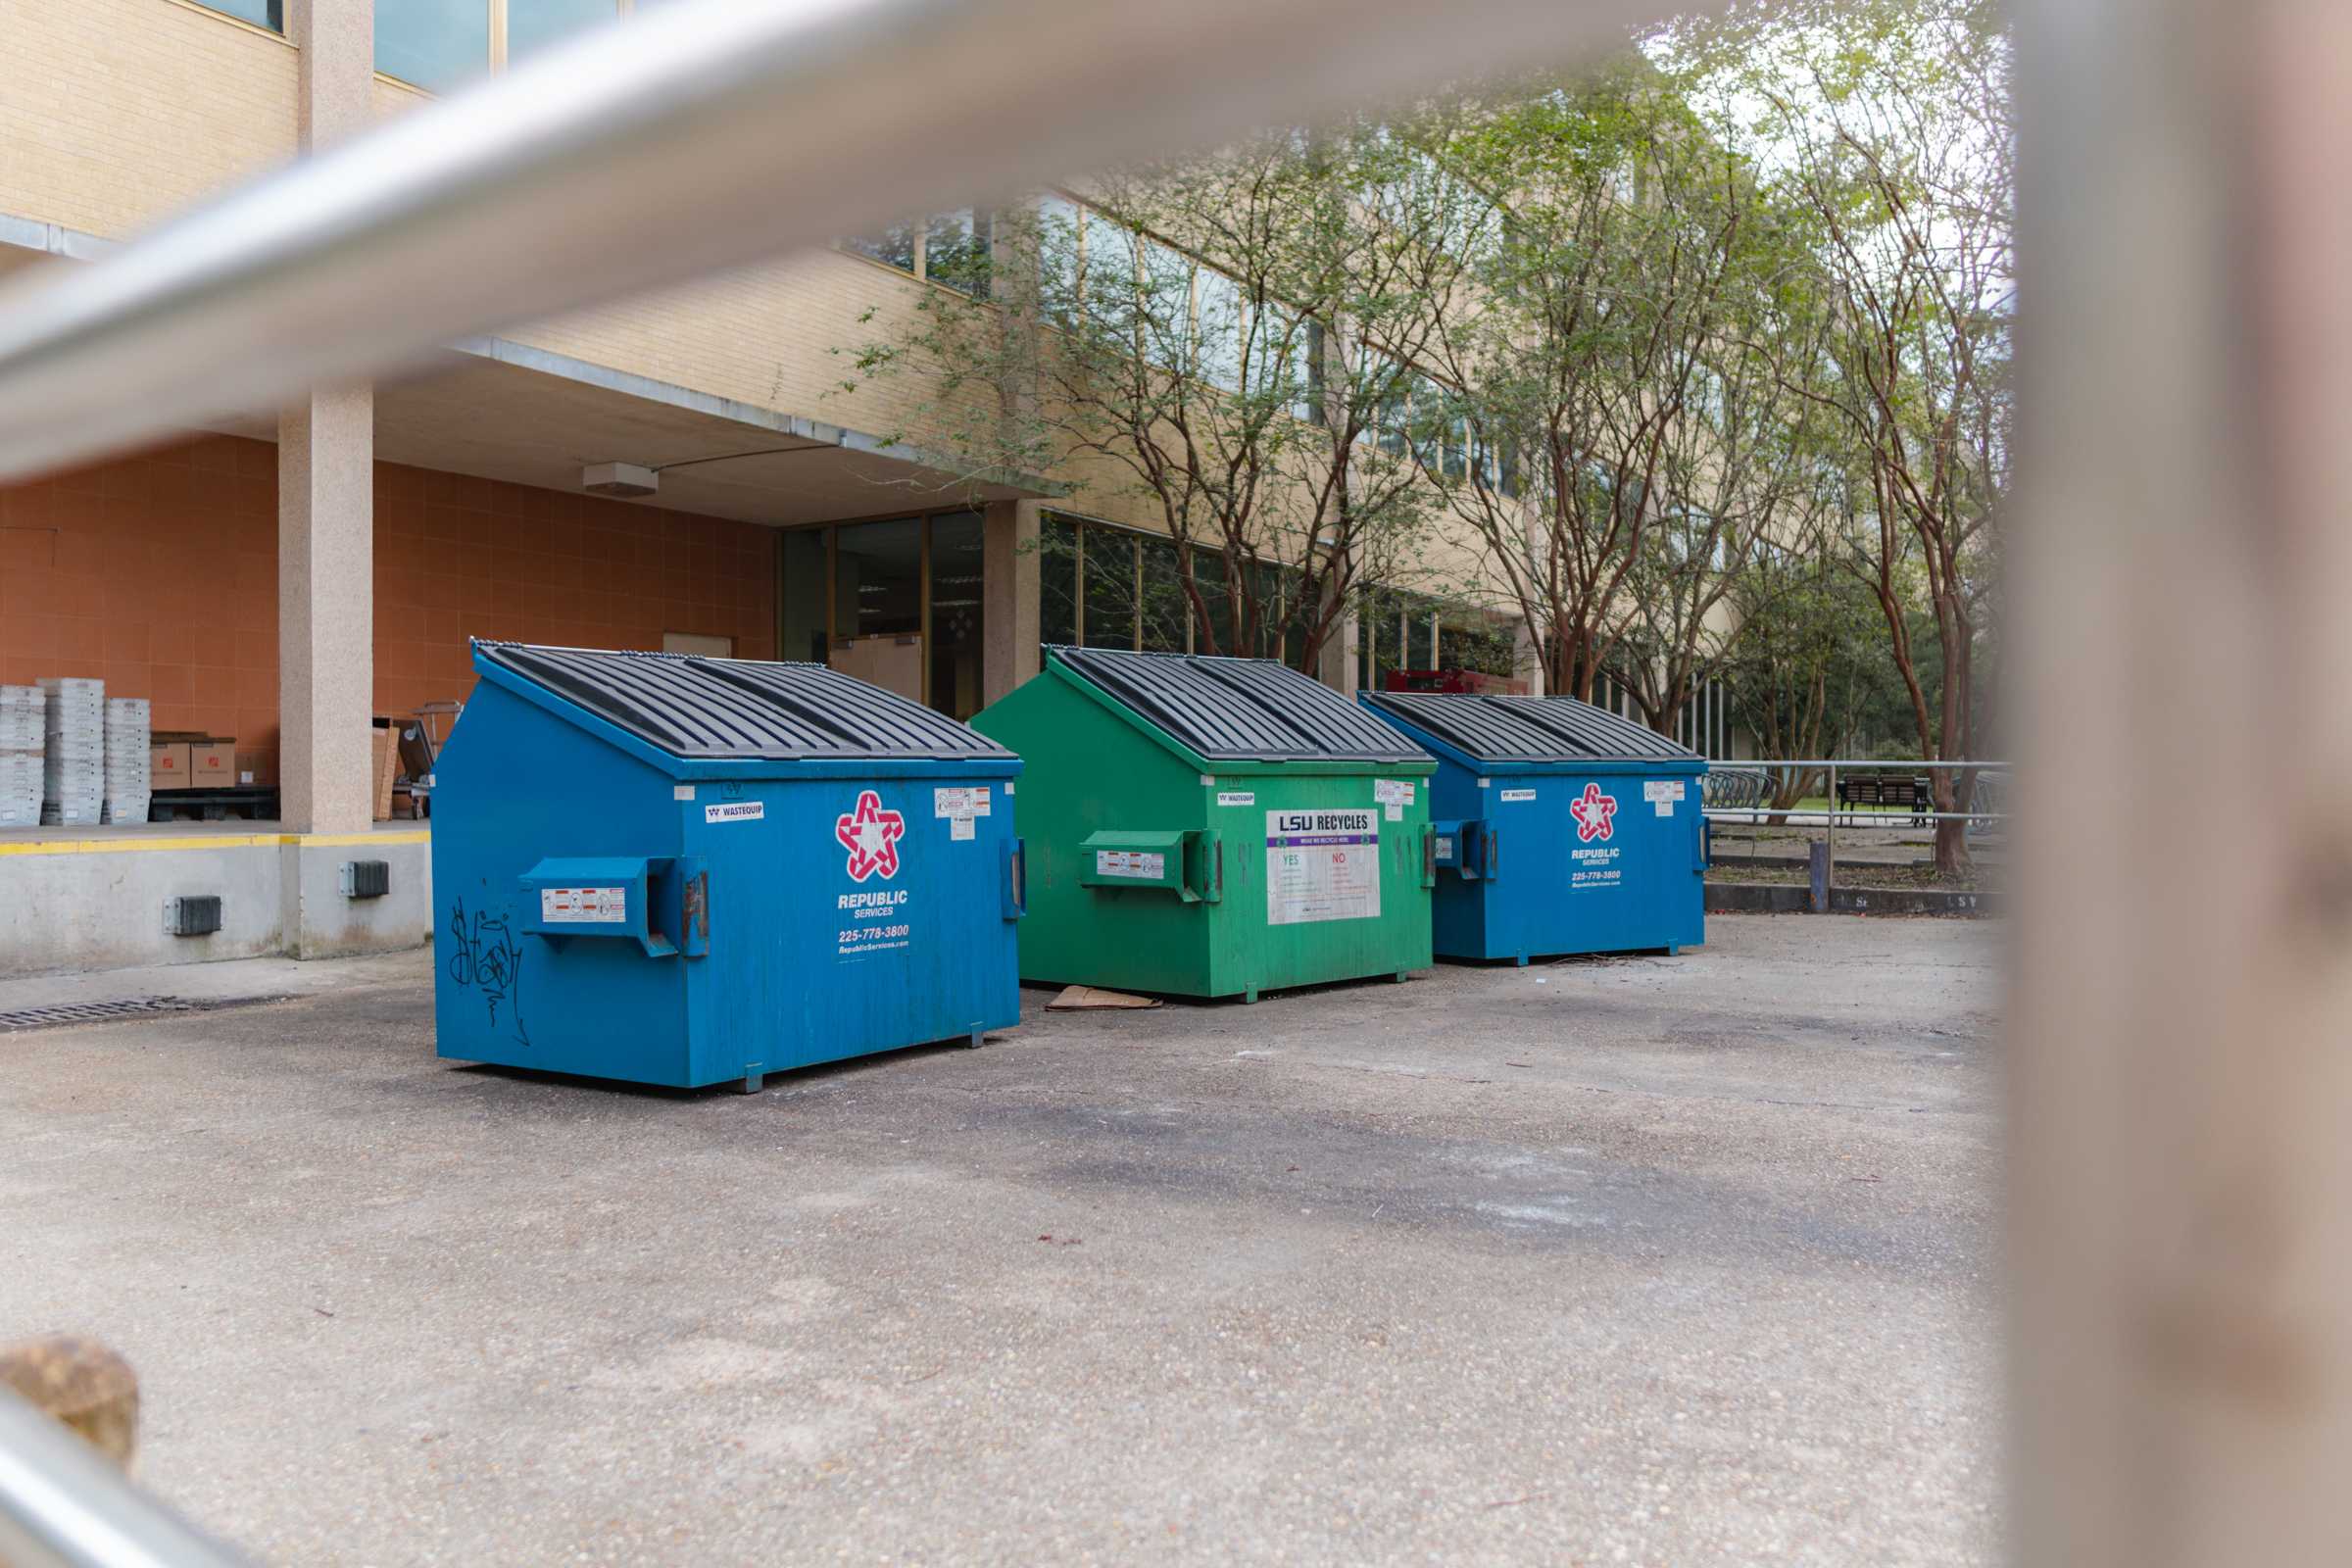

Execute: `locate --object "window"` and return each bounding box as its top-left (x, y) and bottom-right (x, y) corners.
top-left (843, 211), bottom-right (992, 299)
top-left (1193, 547), bottom-right (1241, 657)
top-left (1374, 368), bottom-right (1411, 457)
top-left (1439, 616), bottom-right (1515, 677)
top-left (844, 221), bottom-right (919, 274)
top-left (778, 529), bottom-right (826, 664)
top-left (1358, 593), bottom-right (1395, 691)
top-left (508, 0), bottom-right (619, 62)
top-left (832, 518), bottom-right (921, 642)
top-left (923, 210), bottom-right (992, 298)
top-left (377, 0), bottom-right (492, 90)
top-left (376, 0), bottom-right (621, 89)
top-left (1137, 238), bottom-right (1193, 371)
top-left (190, 0), bottom-right (282, 29)
top-left (1194, 269), bottom-right (1246, 393)
top-left (1139, 534), bottom-right (1191, 654)
top-left (1040, 515), bottom-right (1080, 646)
top-left (1082, 529), bottom-right (1139, 650)
top-left (1037, 196), bottom-right (1087, 325)
top-left (927, 512), bottom-right (986, 720)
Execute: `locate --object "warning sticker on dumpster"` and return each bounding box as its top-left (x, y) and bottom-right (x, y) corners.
top-left (933, 786), bottom-right (992, 819)
top-left (1643, 779), bottom-right (1684, 816)
top-left (1373, 779), bottom-right (1414, 807)
top-left (705, 801), bottom-right (764, 824)
top-left (541, 886), bottom-right (626, 923)
top-left (1095, 850), bottom-right (1165, 881)
top-left (1265, 808), bottom-right (1380, 925)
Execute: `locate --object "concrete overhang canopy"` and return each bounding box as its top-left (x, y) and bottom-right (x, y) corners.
top-left (0, 212), bottom-right (1058, 525)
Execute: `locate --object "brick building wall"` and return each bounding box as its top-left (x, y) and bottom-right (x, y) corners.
top-left (0, 435), bottom-right (778, 777)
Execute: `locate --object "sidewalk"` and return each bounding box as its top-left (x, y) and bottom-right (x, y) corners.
top-left (0, 947), bottom-right (429, 1014)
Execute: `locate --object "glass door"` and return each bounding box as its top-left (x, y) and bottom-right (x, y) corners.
top-left (829, 517), bottom-right (924, 705)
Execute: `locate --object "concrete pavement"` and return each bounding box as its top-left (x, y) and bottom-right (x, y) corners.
top-left (0, 912), bottom-right (2000, 1565)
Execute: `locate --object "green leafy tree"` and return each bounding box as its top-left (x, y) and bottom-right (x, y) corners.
top-left (843, 127), bottom-right (1477, 672)
top-left (1660, 0), bottom-right (2012, 869)
top-left (1400, 61), bottom-right (1818, 719)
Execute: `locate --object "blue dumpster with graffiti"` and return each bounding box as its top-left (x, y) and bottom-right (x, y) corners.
top-left (431, 642), bottom-right (1024, 1092)
top-left (1358, 692), bottom-right (1707, 963)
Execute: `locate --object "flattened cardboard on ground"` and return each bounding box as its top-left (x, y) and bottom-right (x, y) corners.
top-left (1046, 985), bottom-right (1163, 1011)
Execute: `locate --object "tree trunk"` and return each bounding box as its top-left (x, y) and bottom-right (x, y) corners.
top-left (1932, 773), bottom-right (1971, 873)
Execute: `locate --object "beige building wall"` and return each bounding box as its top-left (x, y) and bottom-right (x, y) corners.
top-left (512, 250), bottom-right (1004, 466)
top-left (0, 0), bottom-right (297, 240)
top-left (0, 0), bottom-right (1548, 694)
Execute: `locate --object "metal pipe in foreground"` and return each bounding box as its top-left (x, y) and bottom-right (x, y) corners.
top-left (0, 1396), bottom-right (250, 1568)
top-left (0, 0), bottom-right (1684, 483)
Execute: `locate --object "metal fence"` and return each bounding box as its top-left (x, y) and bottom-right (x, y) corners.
top-left (1699, 760), bottom-right (2011, 830)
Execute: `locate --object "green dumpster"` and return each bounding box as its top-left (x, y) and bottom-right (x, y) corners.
top-left (972, 647), bottom-right (1438, 1001)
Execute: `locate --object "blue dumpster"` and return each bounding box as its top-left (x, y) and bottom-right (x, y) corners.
top-left (1358, 692), bottom-right (1707, 963)
top-left (431, 642), bottom-right (1024, 1092)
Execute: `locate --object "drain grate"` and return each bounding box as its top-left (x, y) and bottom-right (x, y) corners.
top-left (0, 994), bottom-right (291, 1034)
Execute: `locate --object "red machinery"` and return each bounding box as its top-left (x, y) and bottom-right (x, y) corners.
top-left (1382, 668), bottom-right (1529, 696)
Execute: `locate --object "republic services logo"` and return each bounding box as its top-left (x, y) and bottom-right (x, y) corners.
top-left (1569, 782), bottom-right (1618, 843)
top-left (836, 790), bottom-right (906, 881)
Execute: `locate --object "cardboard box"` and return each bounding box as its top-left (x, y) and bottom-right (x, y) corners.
top-left (233, 749), bottom-right (276, 788)
top-left (150, 743), bottom-right (193, 787)
top-left (370, 724), bottom-right (398, 820)
top-left (191, 741), bottom-right (234, 788)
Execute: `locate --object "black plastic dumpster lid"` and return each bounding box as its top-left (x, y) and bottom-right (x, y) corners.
top-left (1051, 647), bottom-right (1428, 763)
top-left (478, 643), bottom-right (1012, 761)
top-left (1361, 691), bottom-right (1699, 764)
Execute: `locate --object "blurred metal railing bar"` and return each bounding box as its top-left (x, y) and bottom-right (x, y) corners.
top-left (0, 1396), bottom-right (250, 1568)
top-left (0, 0), bottom-right (1690, 483)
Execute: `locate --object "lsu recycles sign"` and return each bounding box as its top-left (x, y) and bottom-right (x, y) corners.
top-left (1264, 808), bottom-right (1380, 925)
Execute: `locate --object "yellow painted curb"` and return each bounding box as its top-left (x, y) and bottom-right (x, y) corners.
top-left (0, 829), bottom-right (430, 858)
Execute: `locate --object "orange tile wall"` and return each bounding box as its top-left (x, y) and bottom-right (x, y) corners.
top-left (0, 435), bottom-right (777, 777)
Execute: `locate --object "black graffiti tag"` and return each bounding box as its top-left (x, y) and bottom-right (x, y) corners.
top-left (447, 900), bottom-right (529, 1047)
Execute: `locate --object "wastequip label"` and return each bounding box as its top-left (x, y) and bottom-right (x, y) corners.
top-left (705, 801), bottom-right (763, 823)
top-left (1265, 808), bottom-right (1380, 925)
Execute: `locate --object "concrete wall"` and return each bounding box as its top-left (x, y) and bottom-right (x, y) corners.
top-left (0, 832), bottom-right (432, 978)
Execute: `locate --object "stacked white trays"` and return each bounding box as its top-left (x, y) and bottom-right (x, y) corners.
top-left (0, 686), bottom-right (41, 827)
top-left (39, 676), bottom-right (105, 827)
top-left (103, 696), bottom-right (152, 825)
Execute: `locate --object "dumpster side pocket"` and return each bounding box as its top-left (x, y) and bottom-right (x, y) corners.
top-left (1003, 837), bottom-right (1026, 920)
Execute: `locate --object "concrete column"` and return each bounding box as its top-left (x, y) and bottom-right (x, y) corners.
top-left (278, 387), bottom-right (374, 834)
top-left (1316, 599), bottom-right (1358, 696)
top-left (982, 499), bottom-right (1042, 705)
top-left (278, 0), bottom-right (375, 836)
top-left (1514, 615), bottom-right (1546, 697)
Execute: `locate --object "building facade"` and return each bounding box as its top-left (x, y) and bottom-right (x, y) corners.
top-left (0, 0), bottom-right (1736, 971)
